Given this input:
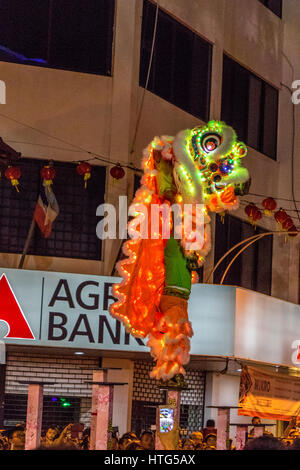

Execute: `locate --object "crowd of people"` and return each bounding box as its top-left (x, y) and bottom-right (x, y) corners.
top-left (0, 423), bottom-right (89, 450)
top-left (1, 417), bottom-right (300, 450)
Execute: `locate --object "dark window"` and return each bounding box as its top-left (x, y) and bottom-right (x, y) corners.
top-left (258, 0), bottom-right (282, 18)
top-left (131, 401), bottom-right (160, 436)
top-left (140, 0), bottom-right (212, 121)
top-left (0, 0), bottom-right (115, 75)
top-left (0, 158), bottom-right (106, 260)
top-left (221, 55), bottom-right (278, 160)
top-left (4, 394), bottom-right (80, 430)
top-left (214, 214), bottom-right (273, 296)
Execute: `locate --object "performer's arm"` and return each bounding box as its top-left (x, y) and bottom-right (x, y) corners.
top-left (283, 416), bottom-right (297, 438)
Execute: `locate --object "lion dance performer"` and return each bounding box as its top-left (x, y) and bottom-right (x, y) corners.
top-left (109, 121), bottom-right (250, 381)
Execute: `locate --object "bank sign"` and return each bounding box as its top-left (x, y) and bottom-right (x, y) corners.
top-left (0, 268), bottom-right (236, 356)
top-left (1, 268), bottom-right (300, 364)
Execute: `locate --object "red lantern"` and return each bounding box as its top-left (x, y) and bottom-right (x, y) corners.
top-left (262, 197), bottom-right (277, 216)
top-left (110, 164), bottom-right (125, 180)
top-left (41, 165), bottom-right (56, 187)
top-left (281, 217), bottom-right (294, 232)
top-left (5, 165), bottom-right (21, 192)
top-left (274, 209), bottom-right (289, 227)
top-left (244, 203), bottom-right (262, 226)
top-left (288, 225), bottom-right (298, 237)
top-left (77, 162), bottom-right (92, 189)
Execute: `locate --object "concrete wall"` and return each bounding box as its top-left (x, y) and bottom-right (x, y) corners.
top-left (0, 0), bottom-right (298, 300)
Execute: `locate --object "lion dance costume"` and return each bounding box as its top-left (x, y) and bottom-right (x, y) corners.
top-left (109, 121), bottom-right (249, 381)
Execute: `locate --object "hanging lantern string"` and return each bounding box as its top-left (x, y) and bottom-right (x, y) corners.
top-left (10, 149), bottom-right (142, 173)
top-left (0, 112), bottom-right (142, 173)
top-left (239, 201), bottom-right (300, 226)
top-left (1, 111), bottom-right (300, 197)
top-left (248, 191), bottom-right (300, 205)
top-left (239, 199), bottom-right (300, 215)
top-left (1, 111), bottom-right (300, 203)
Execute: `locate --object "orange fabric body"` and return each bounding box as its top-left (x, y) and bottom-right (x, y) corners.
top-left (159, 295), bottom-right (189, 323)
top-left (110, 236), bottom-right (165, 338)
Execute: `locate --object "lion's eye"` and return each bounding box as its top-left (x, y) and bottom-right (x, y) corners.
top-left (201, 133), bottom-right (221, 153)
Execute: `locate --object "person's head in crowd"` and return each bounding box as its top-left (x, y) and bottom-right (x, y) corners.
top-left (251, 416), bottom-right (261, 426)
top-left (205, 433), bottom-right (217, 448)
top-left (125, 441), bottom-right (144, 451)
top-left (189, 431), bottom-right (203, 447)
top-left (282, 438), bottom-right (293, 447)
top-left (206, 420), bottom-right (215, 428)
top-left (140, 430), bottom-right (154, 449)
top-left (140, 431), bottom-right (155, 450)
top-left (45, 425), bottom-right (59, 442)
top-left (9, 426), bottom-right (25, 450)
top-left (119, 436), bottom-right (131, 450)
top-left (202, 420), bottom-right (217, 440)
top-left (183, 439), bottom-right (194, 450)
top-left (244, 435), bottom-right (284, 450)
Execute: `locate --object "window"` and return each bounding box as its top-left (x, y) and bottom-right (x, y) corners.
top-left (214, 214), bottom-right (273, 295)
top-left (4, 394), bottom-right (80, 430)
top-left (0, 158), bottom-right (106, 260)
top-left (258, 0), bottom-right (282, 18)
top-left (221, 55), bottom-right (278, 160)
top-left (140, 0), bottom-right (212, 121)
top-left (0, 0), bottom-right (115, 75)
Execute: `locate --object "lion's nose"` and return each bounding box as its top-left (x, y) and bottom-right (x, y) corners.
top-left (234, 177), bottom-right (251, 196)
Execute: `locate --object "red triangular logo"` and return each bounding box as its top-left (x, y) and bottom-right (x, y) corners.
top-left (0, 273), bottom-right (35, 339)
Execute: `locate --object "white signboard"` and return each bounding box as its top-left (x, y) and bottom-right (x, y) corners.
top-left (1, 268), bottom-right (299, 367)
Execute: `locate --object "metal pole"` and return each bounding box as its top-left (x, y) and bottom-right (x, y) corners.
top-left (18, 217), bottom-right (36, 269)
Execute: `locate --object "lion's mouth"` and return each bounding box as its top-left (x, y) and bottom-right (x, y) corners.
top-left (215, 178), bottom-right (251, 195)
top-left (215, 183), bottom-right (226, 190)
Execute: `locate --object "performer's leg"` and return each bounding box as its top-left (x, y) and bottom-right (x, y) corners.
top-left (147, 295), bottom-right (193, 381)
